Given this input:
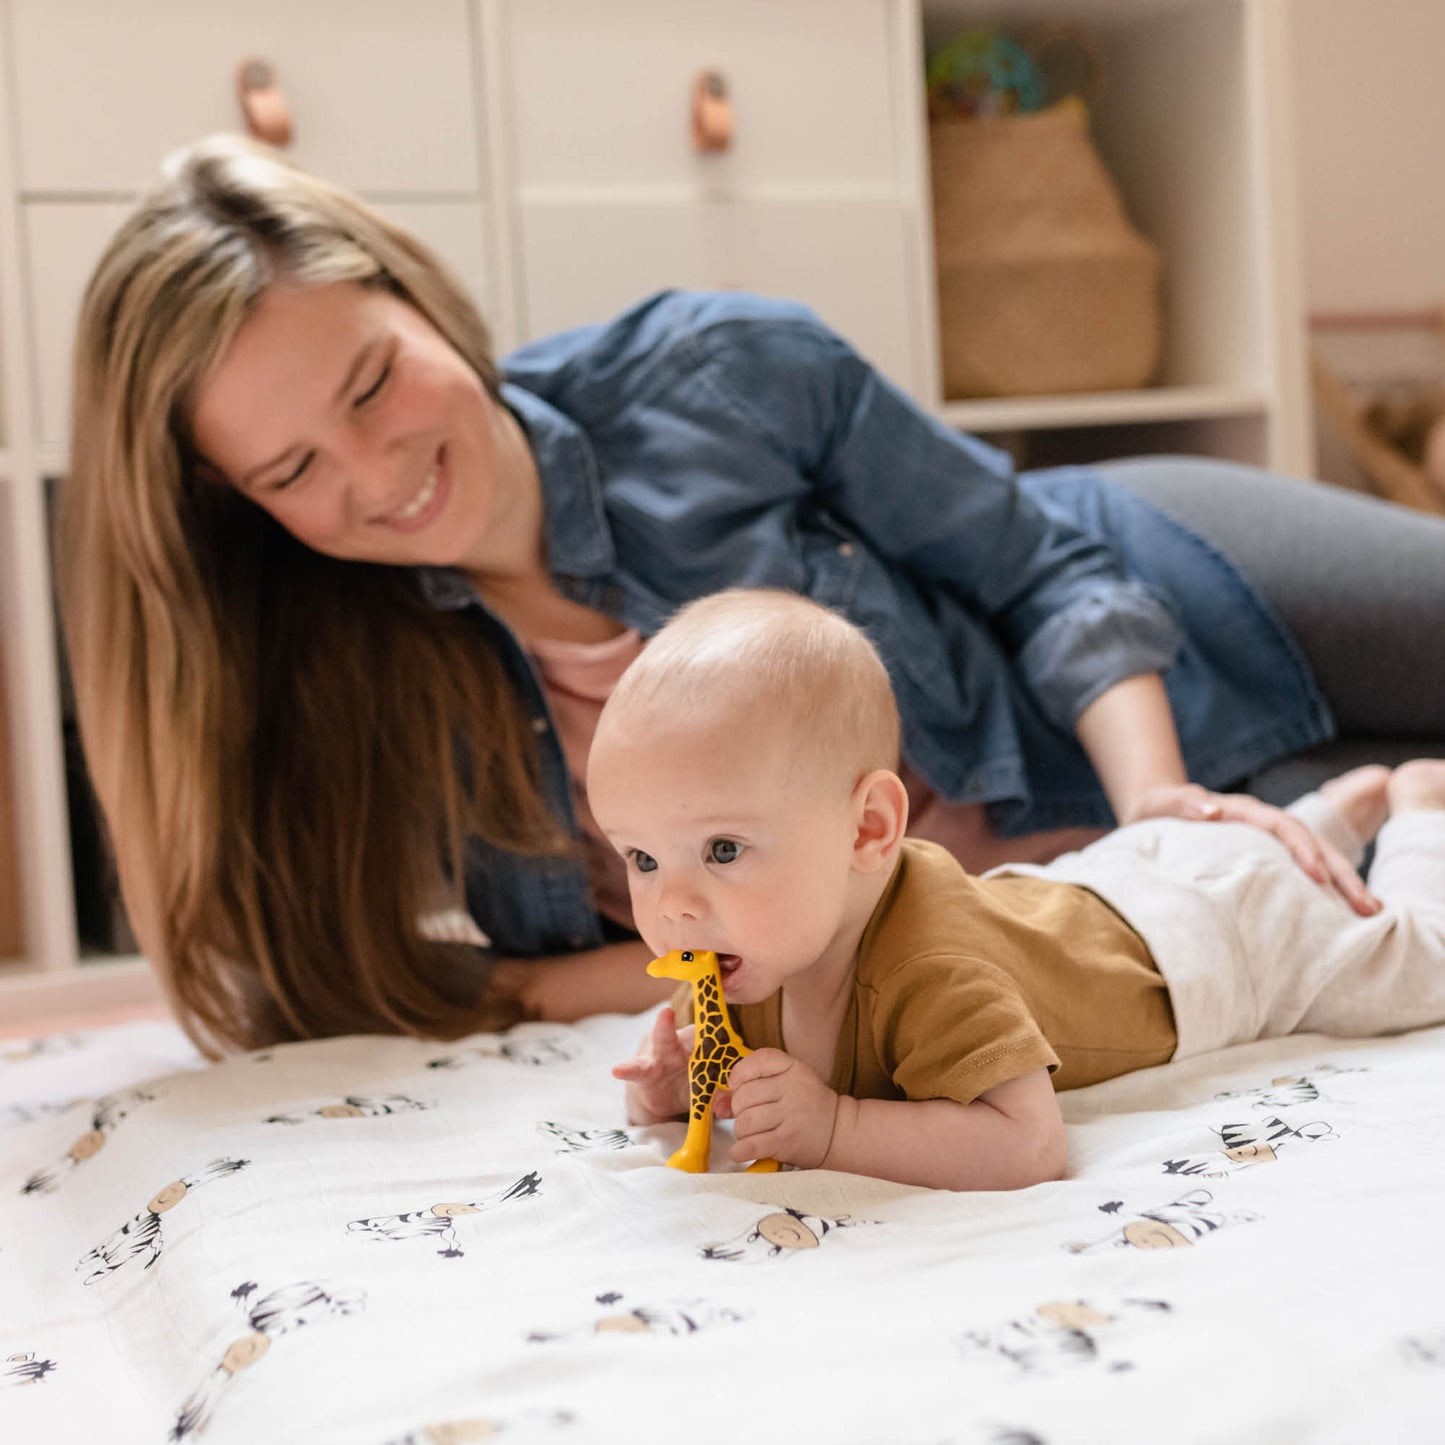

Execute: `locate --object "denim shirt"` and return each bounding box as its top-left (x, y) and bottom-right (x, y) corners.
top-left (416, 290), bottom-right (1333, 957)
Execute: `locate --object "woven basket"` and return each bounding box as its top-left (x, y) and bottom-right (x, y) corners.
top-left (929, 98), bottom-right (1161, 398)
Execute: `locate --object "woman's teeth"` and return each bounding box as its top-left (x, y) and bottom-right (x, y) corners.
top-left (393, 468), bottom-right (438, 521)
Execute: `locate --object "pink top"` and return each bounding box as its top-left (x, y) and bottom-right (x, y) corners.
top-left (529, 628), bottom-right (1108, 933)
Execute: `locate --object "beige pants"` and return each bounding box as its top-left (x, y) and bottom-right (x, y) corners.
top-left (1003, 797), bottom-right (1445, 1058)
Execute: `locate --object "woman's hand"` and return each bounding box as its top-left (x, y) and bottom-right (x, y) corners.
top-left (1075, 675), bottom-right (1381, 917)
top-left (717, 1048), bottom-right (840, 1169)
top-left (611, 1006), bottom-right (694, 1124)
top-left (1124, 781), bottom-right (1381, 916)
top-left (490, 939), bottom-right (669, 1022)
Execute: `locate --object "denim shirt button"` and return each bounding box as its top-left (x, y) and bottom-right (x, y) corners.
top-left (531, 717), bottom-right (549, 734)
top-left (964, 777), bottom-right (984, 796)
top-left (837, 542), bottom-right (855, 557)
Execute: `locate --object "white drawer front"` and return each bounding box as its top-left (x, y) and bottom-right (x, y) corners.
top-left (25, 201), bottom-right (492, 460)
top-left (23, 202), bottom-right (132, 460)
top-left (519, 199), bottom-right (918, 398)
top-left (11, 0), bottom-right (481, 197)
top-left (507, 0), bottom-right (897, 193)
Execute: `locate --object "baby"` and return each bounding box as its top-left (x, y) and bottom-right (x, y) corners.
top-left (589, 589), bottom-right (1445, 1190)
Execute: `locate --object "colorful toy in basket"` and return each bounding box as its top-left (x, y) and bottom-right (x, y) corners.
top-left (925, 28), bottom-right (1045, 120)
top-left (645, 948), bottom-right (780, 1174)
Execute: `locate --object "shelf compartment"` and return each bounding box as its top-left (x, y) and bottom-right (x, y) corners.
top-left (922, 0), bottom-right (1277, 403)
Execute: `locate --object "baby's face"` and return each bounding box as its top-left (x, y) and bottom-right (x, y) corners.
top-left (589, 708), bottom-right (861, 1003)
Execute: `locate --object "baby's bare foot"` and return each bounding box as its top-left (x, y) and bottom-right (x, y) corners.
top-left (1320, 764), bottom-right (1393, 841)
top-left (1387, 759), bottom-right (1445, 815)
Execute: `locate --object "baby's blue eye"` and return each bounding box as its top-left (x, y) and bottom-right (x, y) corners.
top-left (708, 839), bottom-right (742, 865)
top-left (631, 850), bottom-right (658, 874)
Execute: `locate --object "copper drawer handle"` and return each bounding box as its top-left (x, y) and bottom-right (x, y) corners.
top-left (237, 57), bottom-right (294, 147)
top-left (691, 68), bottom-right (732, 153)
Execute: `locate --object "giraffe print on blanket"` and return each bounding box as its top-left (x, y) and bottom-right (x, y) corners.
top-left (21, 1086), bottom-right (161, 1195)
top-left (78, 1158), bottom-right (250, 1285)
top-left (2, 1352), bottom-right (58, 1389)
top-left (171, 1280), bottom-right (365, 1440)
top-left (700, 1206), bottom-right (880, 1263)
top-left (1064, 1188), bottom-right (1261, 1254)
top-left (346, 1171), bottom-right (542, 1258)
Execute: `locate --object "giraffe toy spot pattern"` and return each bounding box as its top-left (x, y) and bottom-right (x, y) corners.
top-left (645, 949), bottom-right (780, 1174)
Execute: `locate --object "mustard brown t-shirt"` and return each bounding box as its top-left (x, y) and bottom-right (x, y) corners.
top-left (718, 838), bottom-right (1177, 1105)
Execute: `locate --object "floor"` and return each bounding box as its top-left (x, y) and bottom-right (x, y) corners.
top-left (0, 999), bottom-right (173, 1043)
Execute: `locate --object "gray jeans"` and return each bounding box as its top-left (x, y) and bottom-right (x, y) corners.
top-left (1097, 457), bottom-right (1445, 802)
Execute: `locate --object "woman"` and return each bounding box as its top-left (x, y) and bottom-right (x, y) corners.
top-left (59, 136), bottom-right (1445, 1055)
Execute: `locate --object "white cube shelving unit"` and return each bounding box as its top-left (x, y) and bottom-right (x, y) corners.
top-left (0, 0), bottom-right (1313, 1024)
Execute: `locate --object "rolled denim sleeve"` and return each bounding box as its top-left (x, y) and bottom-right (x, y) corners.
top-left (1013, 581), bottom-right (1182, 730)
top-left (697, 301), bottom-right (1183, 727)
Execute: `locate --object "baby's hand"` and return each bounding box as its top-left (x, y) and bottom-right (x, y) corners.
top-left (611, 1006), bottom-right (694, 1124)
top-left (717, 1049), bottom-right (839, 1169)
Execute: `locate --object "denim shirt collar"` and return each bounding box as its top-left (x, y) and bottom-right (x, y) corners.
top-left (502, 382), bottom-right (614, 580)
top-left (410, 383), bottom-right (615, 613)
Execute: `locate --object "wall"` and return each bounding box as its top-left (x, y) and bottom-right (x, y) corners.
top-left (1291, 0), bottom-right (1445, 313)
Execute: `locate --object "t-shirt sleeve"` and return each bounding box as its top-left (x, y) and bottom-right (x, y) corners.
top-left (867, 950), bottom-right (1061, 1105)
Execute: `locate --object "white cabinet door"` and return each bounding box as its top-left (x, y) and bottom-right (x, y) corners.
top-left (507, 0), bottom-right (898, 193)
top-left (506, 0), bottom-right (917, 393)
top-left (519, 198), bottom-right (918, 396)
top-left (11, 0), bottom-right (482, 197)
top-left (21, 202), bottom-right (132, 459)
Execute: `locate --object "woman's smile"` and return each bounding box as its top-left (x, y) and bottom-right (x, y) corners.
top-left (379, 448), bottom-right (449, 532)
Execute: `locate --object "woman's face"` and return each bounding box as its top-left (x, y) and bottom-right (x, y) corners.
top-left (191, 281), bottom-right (513, 572)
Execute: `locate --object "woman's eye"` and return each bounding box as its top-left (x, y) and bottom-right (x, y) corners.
top-left (708, 839), bottom-right (743, 865)
top-left (629, 850), bottom-right (658, 874)
top-left (354, 362), bottom-right (391, 407)
top-left (271, 454), bottom-right (313, 492)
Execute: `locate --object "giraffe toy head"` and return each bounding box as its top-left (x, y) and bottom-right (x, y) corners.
top-left (646, 949), bottom-right (718, 982)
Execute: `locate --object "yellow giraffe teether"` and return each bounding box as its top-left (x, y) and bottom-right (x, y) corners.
top-left (646, 949), bottom-right (780, 1174)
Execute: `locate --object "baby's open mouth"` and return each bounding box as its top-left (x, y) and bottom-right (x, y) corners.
top-left (717, 953), bottom-right (742, 978)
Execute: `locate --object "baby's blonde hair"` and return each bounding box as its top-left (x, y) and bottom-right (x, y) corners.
top-left (604, 589), bottom-right (901, 789)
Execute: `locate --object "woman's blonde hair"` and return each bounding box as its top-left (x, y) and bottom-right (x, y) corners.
top-left (59, 135), bottom-right (565, 1056)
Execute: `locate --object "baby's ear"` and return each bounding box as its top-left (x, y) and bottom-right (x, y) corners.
top-left (851, 770), bottom-right (909, 872)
